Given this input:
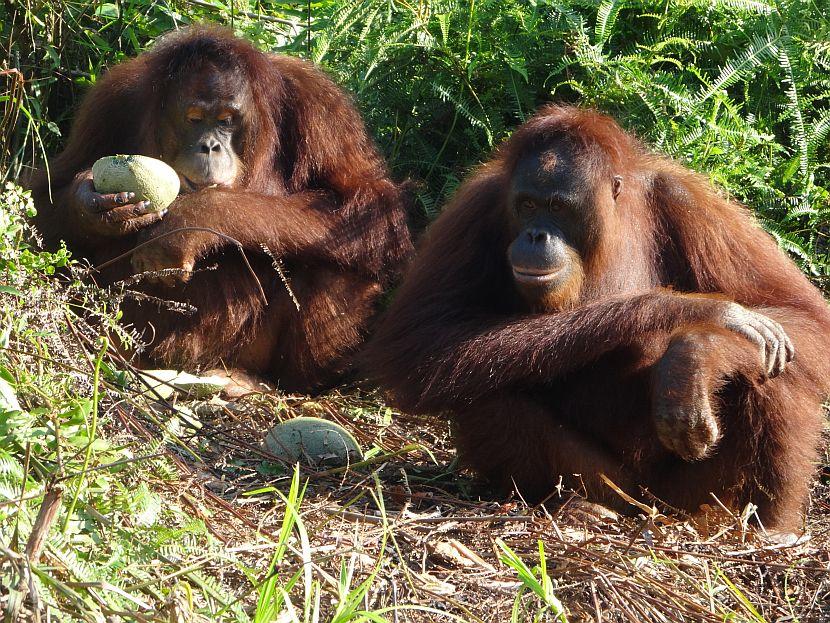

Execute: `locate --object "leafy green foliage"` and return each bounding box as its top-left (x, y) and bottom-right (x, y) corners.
top-left (0, 184), bottom-right (237, 619)
top-left (300, 0), bottom-right (830, 276)
top-left (3, 0), bottom-right (828, 276)
top-left (497, 538), bottom-right (568, 622)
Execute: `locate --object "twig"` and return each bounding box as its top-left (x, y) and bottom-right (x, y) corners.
top-left (307, 443), bottom-right (424, 479)
top-left (24, 485), bottom-right (64, 562)
top-left (9, 484), bottom-right (65, 621)
top-left (261, 243), bottom-right (300, 311)
top-left (91, 227), bottom-right (268, 306)
top-left (322, 507), bottom-right (535, 526)
top-left (62, 337), bottom-right (107, 534)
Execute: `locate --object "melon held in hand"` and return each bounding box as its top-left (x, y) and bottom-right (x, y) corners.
top-left (92, 155), bottom-right (180, 212)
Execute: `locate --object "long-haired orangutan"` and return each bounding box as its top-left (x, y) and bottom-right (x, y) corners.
top-left (31, 26), bottom-right (412, 393)
top-left (366, 105), bottom-right (830, 532)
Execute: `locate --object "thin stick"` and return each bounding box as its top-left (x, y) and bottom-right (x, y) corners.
top-left (24, 485), bottom-right (64, 562)
top-left (322, 507), bottom-right (535, 526)
top-left (10, 485), bottom-right (65, 620)
top-left (62, 337), bottom-right (107, 534)
top-left (91, 227), bottom-right (268, 305)
top-left (261, 243), bottom-right (300, 311)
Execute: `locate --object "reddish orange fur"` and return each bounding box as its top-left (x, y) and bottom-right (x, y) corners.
top-left (30, 26), bottom-right (412, 392)
top-left (365, 105), bottom-right (830, 530)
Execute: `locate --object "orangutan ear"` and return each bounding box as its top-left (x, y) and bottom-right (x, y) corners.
top-left (612, 175), bottom-right (623, 200)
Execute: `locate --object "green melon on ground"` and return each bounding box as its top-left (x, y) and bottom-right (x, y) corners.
top-left (263, 417), bottom-right (363, 467)
top-left (92, 155), bottom-right (180, 212)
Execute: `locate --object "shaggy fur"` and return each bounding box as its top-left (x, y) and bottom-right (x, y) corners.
top-left (365, 105), bottom-right (830, 531)
top-left (31, 26), bottom-right (412, 392)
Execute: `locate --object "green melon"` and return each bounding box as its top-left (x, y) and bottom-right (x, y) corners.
top-left (92, 155), bottom-right (180, 212)
top-left (263, 417), bottom-right (363, 467)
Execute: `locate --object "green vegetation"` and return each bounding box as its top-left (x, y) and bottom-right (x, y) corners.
top-left (1, 0), bottom-right (829, 621)
top-left (4, 0), bottom-right (830, 273)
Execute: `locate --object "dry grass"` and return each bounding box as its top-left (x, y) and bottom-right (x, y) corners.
top-left (111, 384), bottom-right (830, 622)
top-left (0, 217), bottom-right (826, 620)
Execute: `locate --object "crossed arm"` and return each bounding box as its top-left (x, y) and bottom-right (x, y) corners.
top-left (383, 291), bottom-right (789, 411)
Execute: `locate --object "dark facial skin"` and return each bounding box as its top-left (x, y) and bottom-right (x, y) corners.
top-left (163, 64), bottom-right (251, 191)
top-left (506, 138), bottom-right (622, 303)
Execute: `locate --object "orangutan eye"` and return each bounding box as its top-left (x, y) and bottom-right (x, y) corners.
top-left (521, 199), bottom-right (535, 211)
top-left (217, 111), bottom-right (234, 126)
top-left (186, 107), bottom-right (204, 124)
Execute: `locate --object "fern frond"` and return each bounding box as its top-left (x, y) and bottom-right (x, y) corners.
top-left (432, 83), bottom-right (493, 141)
top-left (778, 32), bottom-right (810, 180)
top-left (695, 32), bottom-right (780, 105)
top-left (707, 0), bottom-right (775, 15)
top-left (595, 0), bottom-right (627, 45)
top-left (806, 108), bottom-right (830, 162)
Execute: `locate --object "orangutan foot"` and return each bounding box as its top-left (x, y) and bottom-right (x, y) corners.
top-left (203, 368), bottom-right (273, 399)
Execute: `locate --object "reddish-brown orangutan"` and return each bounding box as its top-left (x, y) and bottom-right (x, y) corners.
top-left (31, 26), bottom-right (412, 393)
top-left (365, 105), bottom-right (830, 533)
